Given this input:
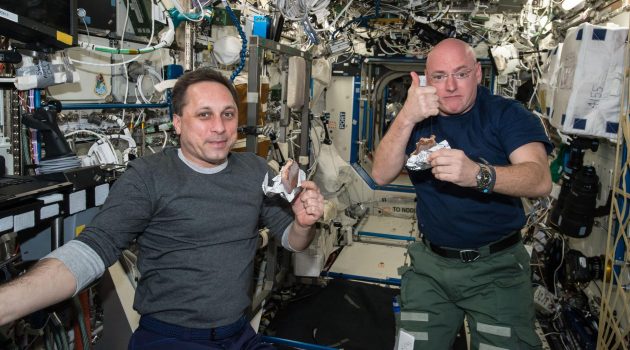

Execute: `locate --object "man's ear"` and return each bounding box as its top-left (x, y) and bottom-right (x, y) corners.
top-left (173, 114), bottom-right (182, 135)
top-left (475, 62), bottom-right (482, 84)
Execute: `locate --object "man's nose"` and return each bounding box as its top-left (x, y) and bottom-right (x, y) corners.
top-left (209, 117), bottom-right (226, 133)
top-left (445, 75), bottom-right (457, 91)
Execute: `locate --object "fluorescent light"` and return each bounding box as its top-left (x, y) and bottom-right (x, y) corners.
top-left (561, 0), bottom-right (585, 11)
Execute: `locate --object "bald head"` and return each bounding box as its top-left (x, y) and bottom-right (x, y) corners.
top-left (427, 38), bottom-right (477, 68)
top-left (424, 38), bottom-right (481, 116)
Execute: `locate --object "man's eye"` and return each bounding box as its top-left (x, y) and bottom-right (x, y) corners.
top-left (455, 72), bottom-right (468, 79)
top-left (223, 112), bottom-right (235, 119)
top-left (432, 75), bottom-right (446, 81)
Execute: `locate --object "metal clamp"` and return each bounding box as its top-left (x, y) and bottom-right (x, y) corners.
top-left (459, 249), bottom-right (480, 263)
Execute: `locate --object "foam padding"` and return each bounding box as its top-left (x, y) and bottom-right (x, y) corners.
top-left (287, 56), bottom-right (306, 109)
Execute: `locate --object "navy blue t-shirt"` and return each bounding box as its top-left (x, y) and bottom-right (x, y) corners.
top-left (405, 86), bottom-right (553, 249)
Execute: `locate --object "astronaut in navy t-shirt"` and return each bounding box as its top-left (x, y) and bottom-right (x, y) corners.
top-left (372, 38), bottom-right (552, 349)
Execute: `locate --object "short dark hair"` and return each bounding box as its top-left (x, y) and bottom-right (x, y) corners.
top-left (171, 68), bottom-right (239, 115)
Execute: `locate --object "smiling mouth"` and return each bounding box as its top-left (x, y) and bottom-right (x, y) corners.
top-left (207, 140), bottom-right (227, 147)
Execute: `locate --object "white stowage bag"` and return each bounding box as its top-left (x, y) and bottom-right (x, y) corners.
top-left (539, 43), bottom-right (563, 119)
top-left (549, 22), bottom-right (627, 141)
top-left (213, 36), bottom-right (242, 65)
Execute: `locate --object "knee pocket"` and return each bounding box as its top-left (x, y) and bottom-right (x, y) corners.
top-left (399, 268), bottom-right (431, 311)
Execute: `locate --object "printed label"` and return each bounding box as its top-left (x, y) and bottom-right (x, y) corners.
top-left (0, 8), bottom-right (18, 23)
top-left (339, 111), bottom-right (346, 129)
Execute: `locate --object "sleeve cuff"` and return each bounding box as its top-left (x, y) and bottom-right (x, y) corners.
top-left (281, 223), bottom-right (300, 252)
top-left (43, 240), bottom-right (106, 296)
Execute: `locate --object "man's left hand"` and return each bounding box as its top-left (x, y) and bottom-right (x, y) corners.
top-left (428, 149), bottom-right (479, 187)
top-left (292, 181), bottom-right (325, 227)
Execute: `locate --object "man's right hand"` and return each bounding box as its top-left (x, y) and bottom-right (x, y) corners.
top-left (399, 72), bottom-right (439, 123)
top-left (372, 71), bottom-right (440, 186)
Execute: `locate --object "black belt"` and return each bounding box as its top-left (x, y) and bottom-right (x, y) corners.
top-left (425, 231), bottom-right (521, 263)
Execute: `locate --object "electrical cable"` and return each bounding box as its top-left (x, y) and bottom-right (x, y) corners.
top-left (553, 235), bottom-right (565, 297)
top-left (71, 0), bottom-right (159, 66)
top-left (162, 130), bottom-right (169, 148)
top-left (409, 2), bottom-right (449, 24)
top-left (52, 327), bottom-right (61, 350)
top-left (171, 0), bottom-right (205, 22)
top-left (79, 12), bottom-right (91, 47)
top-left (72, 297), bottom-right (88, 350)
top-left (69, 55), bottom-right (143, 67)
top-left (276, 0), bottom-right (308, 21)
top-left (109, 133), bottom-right (137, 163)
top-left (76, 0), bottom-right (174, 55)
top-left (331, 0), bottom-right (380, 39)
top-left (121, 0), bottom-right (131, 49)
top-left (123, 63), bottom-right (130, 105)
top-left (116, 0), bottom-right (132, 133)
top-left (64, 130), bottom-right (119, 164)
top-left (331, 0), bottom-right (354, 29)
top-left (44, 326), bottom-right (53, 350)
top-left (137, 66), bottom-right (165, 103)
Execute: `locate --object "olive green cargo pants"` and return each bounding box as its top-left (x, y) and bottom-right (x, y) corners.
top-left (397, 240), bottom-right (542, 350)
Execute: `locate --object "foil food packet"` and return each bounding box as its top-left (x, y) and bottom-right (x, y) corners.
top-left (262, 159), bottom-right (306, 202)
top-left (405, 140), bottom-right (451, 171)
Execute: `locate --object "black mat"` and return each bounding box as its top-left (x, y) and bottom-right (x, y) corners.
top-left (265, 279), bottom-right (399, 350)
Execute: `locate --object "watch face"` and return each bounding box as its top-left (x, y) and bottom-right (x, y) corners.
top-left (476, 165), bottom-right (491, 188)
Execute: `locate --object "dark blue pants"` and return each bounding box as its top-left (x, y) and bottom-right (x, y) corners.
top-left (128, 315), bottom-right (276, 350)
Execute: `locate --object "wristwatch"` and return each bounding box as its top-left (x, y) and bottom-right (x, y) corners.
top-left (475, 163), bottom-right (496, 193)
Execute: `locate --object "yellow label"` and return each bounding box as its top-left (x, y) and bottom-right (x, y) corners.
top-left (56, 31), bottom-right (73, 45)
top-left (75, 225), bottom-right (86, 236)
top-left (369, 18), bottom-right (403, 25)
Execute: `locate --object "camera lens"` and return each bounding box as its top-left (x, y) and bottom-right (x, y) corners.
top-left (557, 166), bottom-right (599, 237)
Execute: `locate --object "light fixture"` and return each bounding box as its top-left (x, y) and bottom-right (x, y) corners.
top-left (561, 0), bottom-right (585, 11)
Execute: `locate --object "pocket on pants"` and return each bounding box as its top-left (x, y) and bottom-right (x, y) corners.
top-left (399, 268), bottom-right (412, 310)
top-left (492, 249), bottom-right (531, 288)
top-left (514, 326), bottom-right (542, 348)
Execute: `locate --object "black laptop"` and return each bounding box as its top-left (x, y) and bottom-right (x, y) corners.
top-left (0, 174), bottom-right (73, 206)
top-left (0, 153), bottom-right (74, 207)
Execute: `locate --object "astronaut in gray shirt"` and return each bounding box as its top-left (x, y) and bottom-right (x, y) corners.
top-left (0, 68), bottom-right (325, 350)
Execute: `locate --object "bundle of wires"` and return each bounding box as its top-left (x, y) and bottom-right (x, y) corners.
top-left (276, 0), bottom-right (331, 21)
top-left (44, 313), bottom-right (69, 350)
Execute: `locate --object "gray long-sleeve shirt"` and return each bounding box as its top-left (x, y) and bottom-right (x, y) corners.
top-left (70, 148), bottom-right (293, 328)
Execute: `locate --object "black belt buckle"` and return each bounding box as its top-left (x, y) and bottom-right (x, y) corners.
top-left (459, 249), bottom-right (480, 263)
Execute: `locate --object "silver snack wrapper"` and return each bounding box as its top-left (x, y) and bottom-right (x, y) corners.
top-left (262, 169), bottom-right (306, 202)
top-left (405, 140), bottom-right (451, 171)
